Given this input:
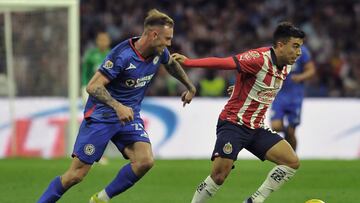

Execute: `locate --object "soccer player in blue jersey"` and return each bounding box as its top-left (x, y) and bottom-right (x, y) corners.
top-left (38, 9), bottom-right (196, 203)
top-left (270, 45), bottom-right (315, 151)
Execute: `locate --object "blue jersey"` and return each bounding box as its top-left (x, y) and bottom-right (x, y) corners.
top-left (270, 45), bottom-right (312, 126)
top-left (83, 37), bottom-right (170, 122)
top-left (276, 45), bottom-right (311, 100)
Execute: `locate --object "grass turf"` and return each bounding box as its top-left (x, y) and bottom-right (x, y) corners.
top-left (0, 158), bottom-right (359, 203)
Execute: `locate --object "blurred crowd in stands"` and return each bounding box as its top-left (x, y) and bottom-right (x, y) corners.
top-left (81, 0), bottom-right (360, 97)
top-left (1, 0), bottom-right (359, 97)
top-left (0, 9), bottom-right (69, 96)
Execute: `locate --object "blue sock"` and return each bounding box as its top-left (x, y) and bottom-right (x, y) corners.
top-left (38, 176), bottom-right (66, 203)
top-left (105, 163), bottom-right (140, 198)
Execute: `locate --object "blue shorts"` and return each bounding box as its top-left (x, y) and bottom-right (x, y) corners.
top-left (270, 97), bottom-right (302, 127)
top-left (212, 119), bottom-right (283, 161)
top-left (72, 118), bottom-right (150, 165)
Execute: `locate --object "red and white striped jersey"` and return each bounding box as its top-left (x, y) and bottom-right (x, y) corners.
top-left (183, 46), bottom-right (292, 129)
top-left (220, 47), bottom-right (291, 129)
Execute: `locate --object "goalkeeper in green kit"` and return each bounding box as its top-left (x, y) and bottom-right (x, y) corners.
top-left (81, 31), bottom-right (111, 165)
top-left (82, 31), bottom-right (111, 102)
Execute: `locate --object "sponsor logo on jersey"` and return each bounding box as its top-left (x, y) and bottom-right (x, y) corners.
top-left (239, 51), bottom-right (260, 61)
top-left (257, 89), bottom-right (277, 104)
top-left (125, 63), bottom-right (137, 70)
top-left (223, 142), bottom-right (233, 154)
top-left (103, 60), bottom-right (113, 69)
top-left (84, 144), bottom-right (95, 155)
top-left (125, 74), bottom-right (155, 88)
top-left (153, 56), bottom-right (159, 64)
top-left (134, 74), bottom-right (155, 88)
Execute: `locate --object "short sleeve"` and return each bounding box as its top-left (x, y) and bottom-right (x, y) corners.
top-left (98, 55), bottom-right (125, 81)
top-left (160, 48), bottom-right (170, 64)
top-left (234, 50), bottom-right (264, 75)
top-left (299, 46), bottom-right (311, 64)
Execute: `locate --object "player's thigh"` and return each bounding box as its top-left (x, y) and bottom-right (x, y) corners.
top-left (111, 119), bottom-right (151, 159)
top-left (245, 127), bottom-right (283, 161)
top-left (73, 120), bottom-right (116, 164)
top-left (124, 141), bottom-right (153, 163)
top-left (265, 140), bottom-right (299, 168)
top-left (211, 119), bottom-right (255, 161)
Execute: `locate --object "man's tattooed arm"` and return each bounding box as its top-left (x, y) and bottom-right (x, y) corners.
top-left (87, 84), bottom-right (120, 109)
top-left (163, 56), bottom-right (196, 93)
top-left (86, 71), bottom-right (134, 123)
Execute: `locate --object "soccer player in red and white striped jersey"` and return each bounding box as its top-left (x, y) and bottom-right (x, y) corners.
top-left (173, 22), bottom-right (305, 203)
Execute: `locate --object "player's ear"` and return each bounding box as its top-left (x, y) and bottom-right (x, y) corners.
top-left (153, 30), bottom-right (158, 39)
top-left (276, 41), bottom-right (284, 48)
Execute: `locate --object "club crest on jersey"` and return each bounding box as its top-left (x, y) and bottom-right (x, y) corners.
top-left (103, 60), bottom-right (113, 69)
top-left (125, 79), bottom-right (136, 87)
top-left (153, 56), bottom-right (159, 64)
top-left (223, 142), bottom-right (233, 154)
top-left (84, 144), bottom-right (95, 156)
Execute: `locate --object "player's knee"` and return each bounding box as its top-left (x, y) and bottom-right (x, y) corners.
top-left (271, 122), bottom-right (283, 132)
top-left (211, 174), bottom-right (226, 185)
top-left (63, 170), bottom-right (87, 187)
top-left (211, 170), bottom-right (229, 185)
top-left (285, 156), bottom-right (300, 169)
top-left (70, 175), bottom-right (84, 185)
top-left (134, 158), bottom-right (154, 173)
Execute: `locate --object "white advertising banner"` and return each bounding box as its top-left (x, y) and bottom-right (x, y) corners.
top-left (0, 98), bottom-right (359, 159)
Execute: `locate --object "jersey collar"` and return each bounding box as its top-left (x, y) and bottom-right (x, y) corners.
top-left (129, 37), bottom-right (146, 61)
top-left (271, 47), bottom-right (286, 70)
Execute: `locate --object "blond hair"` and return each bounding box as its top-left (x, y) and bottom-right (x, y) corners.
top-left (144, 9), bottom-right (174, 28)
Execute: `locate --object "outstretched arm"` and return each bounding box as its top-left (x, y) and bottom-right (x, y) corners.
top-left (172, 53), bottom-right (237, 70)
top-left (163, 56), bottom-right (196, 106)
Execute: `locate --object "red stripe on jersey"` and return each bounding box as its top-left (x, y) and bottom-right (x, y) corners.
top-left (253, 105), bottom-right (268, 128)
top-left (219, 73), bottom-right (257, 125)
top-left (262, 57), bottom-right (273, 86)
top-left (221, 74), bottom-right (246, 122)
top-left (84, 105), bottom-right (96, 119)
top-left (241, 99), bottom-right (260, 127)
top-left (218, 47), bottom-right (281, 129)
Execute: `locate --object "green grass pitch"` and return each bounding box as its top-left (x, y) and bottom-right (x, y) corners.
top-left (0, 158), bottom-right (359, 203)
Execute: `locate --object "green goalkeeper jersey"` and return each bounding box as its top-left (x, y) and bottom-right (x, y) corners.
top-left (82, 47), bottom-right (109, 86)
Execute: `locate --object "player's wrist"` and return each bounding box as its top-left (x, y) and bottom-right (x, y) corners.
top-left (110, 101), bottom-right (123, 110)
top-left (189, 86), bottom-right (196, 94)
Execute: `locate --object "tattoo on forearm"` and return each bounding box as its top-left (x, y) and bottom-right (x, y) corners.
top-left (165, 60), bottom-right (195, 91)
top-left (89, 86), bottom-right (117, 107)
